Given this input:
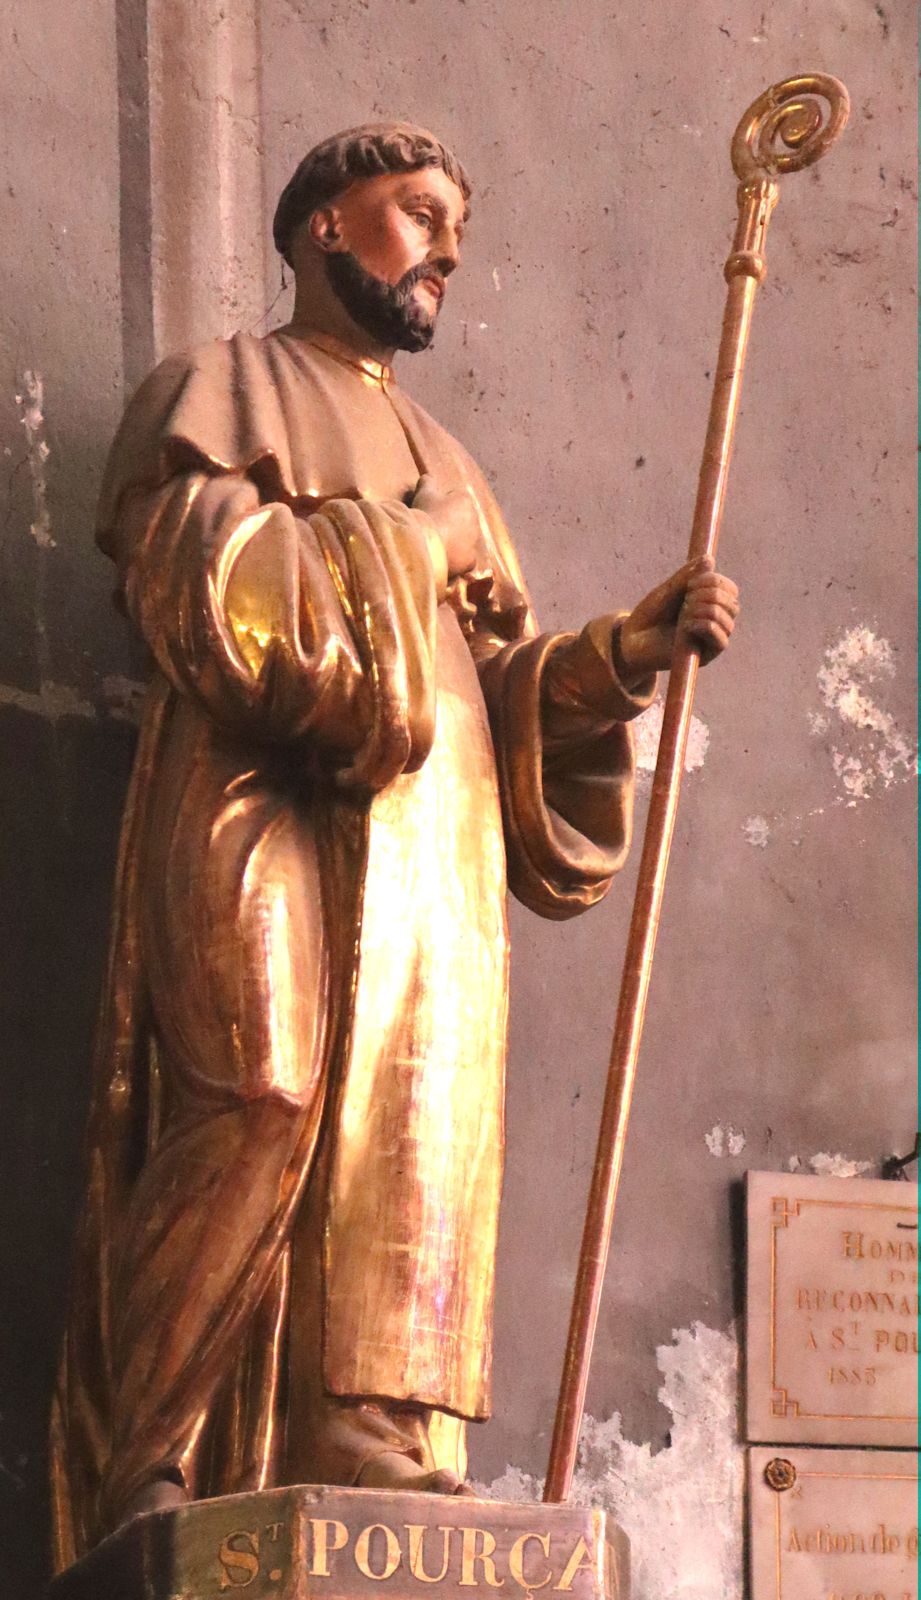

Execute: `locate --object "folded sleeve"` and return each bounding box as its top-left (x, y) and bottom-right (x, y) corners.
top-left (110, 470), bottom-right (444, 791)
top-left (540, 613), bottom-right (657, 750)
top-left (477, 615), bottom-right (657, 920)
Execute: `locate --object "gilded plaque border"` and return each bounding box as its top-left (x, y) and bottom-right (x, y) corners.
top-left (769, 1462), bottom-right (919, 1600)
top-left (769, 1194), bottom-right (919, 1425)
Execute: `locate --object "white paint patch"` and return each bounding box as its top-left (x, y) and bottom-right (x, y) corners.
top-left (742, 814), bottom-right (770, 848)
top-left (809, 1150), bottom-right (875, 1179)
top-left (634, 697), bottom-right (710, 783)
top-left (492, 267), bottom-right (502, 291)
top-left (477, 1323), bottom-right (742, 1600)
top-left (705, 1123), bottom-right (747, 1157)
top-left (14, 370), bottom-right (55, 548)
top-left (816, 626), bottom-right (916, 801)
top-left (786, 1150), bottom-right (874, 1178)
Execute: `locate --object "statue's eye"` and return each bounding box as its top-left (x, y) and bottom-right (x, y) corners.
top-left (412, 211), bottom-right (433, 230)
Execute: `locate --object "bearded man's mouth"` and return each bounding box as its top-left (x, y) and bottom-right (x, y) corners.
top-left (418, 275), bottom-right (445, 302)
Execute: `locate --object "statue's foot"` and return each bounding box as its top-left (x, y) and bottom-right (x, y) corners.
top-left (358, 1452), bottom-right (477, 1497)
top-left (119, 1476), bottom-right (190, 1522)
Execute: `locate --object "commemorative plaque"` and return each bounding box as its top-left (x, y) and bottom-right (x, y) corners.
top-left (48, 1484), bottom-right (630, 1600)
top-left (748, 1446), bottom-right (919, 1600)
top-left (746, 1171), bottom-right (920, 1446)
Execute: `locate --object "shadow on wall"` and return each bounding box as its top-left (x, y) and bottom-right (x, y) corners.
top-left (1, 5), bottom-right (155, 1588)
top-left (0, 705), bottom-right (137, 1594)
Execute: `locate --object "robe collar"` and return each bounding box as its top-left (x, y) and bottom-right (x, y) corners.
top-left (283, 326), bottom-right (394, 391)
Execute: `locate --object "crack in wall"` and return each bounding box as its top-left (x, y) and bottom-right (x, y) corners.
top-left (14, 371), bottom-right (54, 550)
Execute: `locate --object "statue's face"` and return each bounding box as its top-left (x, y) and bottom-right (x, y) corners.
top-left (314, 166), bottom-right (467, 351)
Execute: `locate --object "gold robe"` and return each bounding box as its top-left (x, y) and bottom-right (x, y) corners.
top-left (50, 329), bottom-right (655, 1566)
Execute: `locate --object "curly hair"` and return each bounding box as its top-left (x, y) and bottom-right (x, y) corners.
top-left (272, 121), bottom-right (472, 266)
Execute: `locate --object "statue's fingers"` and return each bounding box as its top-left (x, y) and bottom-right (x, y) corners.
top-left (685, 570), bottom-right (740, 604)
top-left (687, 592), bottom-right (740, 623)
top-left (685, 587), bottom-right (741, 619)
top-left (683, 601), bottom-right (737, 630)
top-left (644, 562), bottom-right (699, 621)
top-left (683, 615), bottom-right (732, 651)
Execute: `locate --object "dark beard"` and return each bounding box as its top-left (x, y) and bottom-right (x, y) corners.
top-left (324, 251), bottom-right (443, 353)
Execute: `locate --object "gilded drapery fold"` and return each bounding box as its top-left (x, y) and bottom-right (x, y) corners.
top-left (50, 683), bottom-right (167, 1569)
top-left (111, 472), bottom-right (442, 792)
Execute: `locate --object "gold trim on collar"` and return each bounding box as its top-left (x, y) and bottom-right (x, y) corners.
top-left (290, 329), bottom-right (392, 389)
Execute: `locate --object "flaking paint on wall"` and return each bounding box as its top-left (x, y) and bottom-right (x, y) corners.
top-left (634, 697), bottom-right (709, 783)
top-left (742, 814), bottom-right (770, 847)
top-left (480, 1158), bottom-right (880, 1592)
top-left (0, 680), bottom-right (93, 722)
top-left (815, 625), bottom-right (916, 803)
top-left (705, 1123), bottom-right (747, 1157)
top-left (477, 1323), bottom-right (742, 1600)
top-left (735, 627), bottom-right (915, 848)
top-left (787, 1150), bottom-right (875, 1178)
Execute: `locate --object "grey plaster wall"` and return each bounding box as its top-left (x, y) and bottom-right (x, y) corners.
top-left (0, 0), bottom-right (915, 1592)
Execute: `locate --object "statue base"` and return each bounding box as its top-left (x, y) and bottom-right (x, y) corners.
top-left (49, 1483), bottom-right (630, 1600)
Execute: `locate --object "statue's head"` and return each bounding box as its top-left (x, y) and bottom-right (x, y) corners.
top-left (273, 122), bottom-right (471, 352)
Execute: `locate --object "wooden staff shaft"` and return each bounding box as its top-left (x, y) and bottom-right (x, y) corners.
top-left (543, 256), bottom-right (763, 1507)
top-left (543, 72), bottom-right (850, 1503)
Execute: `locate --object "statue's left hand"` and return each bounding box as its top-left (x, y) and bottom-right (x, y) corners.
top-left (617, 556), bottom-right (740, 683)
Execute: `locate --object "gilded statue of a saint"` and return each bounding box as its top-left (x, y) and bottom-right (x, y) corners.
top-left (50, 123), bottom-right (738, 1566)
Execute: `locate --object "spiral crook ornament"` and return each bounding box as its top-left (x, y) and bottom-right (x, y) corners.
top-left (731, 73), bottom-right (850, 182)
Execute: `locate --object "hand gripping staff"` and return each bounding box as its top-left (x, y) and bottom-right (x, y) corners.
top-left (543, 74), bottom-right (850, 1505)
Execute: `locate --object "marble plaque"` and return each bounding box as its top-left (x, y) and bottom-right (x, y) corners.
top-left (746, 1171), bottom-right (919, 1446)
top-left (748, 1446), bottom-right (919, 1600)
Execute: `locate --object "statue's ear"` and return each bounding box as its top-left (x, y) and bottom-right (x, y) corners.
top-left (309, 206), bottom-right (344, 251)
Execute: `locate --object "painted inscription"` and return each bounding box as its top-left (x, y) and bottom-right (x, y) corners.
top-left (218, 1520), bottom-right (286, 1590)
top-left (748, 1447), bottom-right (919, 1600)
top-left (746, 1171), bottom-right (920, 1446)
top-left (215, 1515), bottom-right (601, 1594)
top-left (47, 1486), bottom-right (625, 1600)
